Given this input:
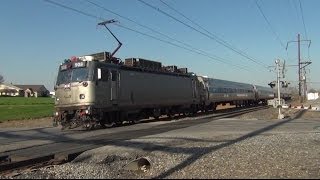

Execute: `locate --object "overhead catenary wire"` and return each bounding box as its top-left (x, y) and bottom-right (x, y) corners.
top-left (159, 0), bottom-right (267, 66)
top-left (138, 0), bottom-right (271, 70)
top-left (254, 0), bottom-right (286, 49)
top-left (298, 0), bottom-right (308, 39)
top-left (43, 0), bottom-right (102, 20)
top-left (43, 0), bottom-right (252, 72)
top-left (298, 0), bottom-right (311, 61)
top-left (114, 24), bottom-right (251, 71)
top-left (290, 0), bottom-right (302, 34)
top-left (85, 0), bottom-right (250, 70)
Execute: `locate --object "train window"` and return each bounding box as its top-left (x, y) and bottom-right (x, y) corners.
top-left (101, 68), bottom-right (109, 81)
top-left (111, 70), bottom-right (117, 81)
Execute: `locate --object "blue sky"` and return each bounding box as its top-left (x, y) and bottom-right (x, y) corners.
top-left (0, 0), bottom-right (319, 91)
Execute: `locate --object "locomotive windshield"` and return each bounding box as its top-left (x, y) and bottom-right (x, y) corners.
top-left (56, 67), bottom-right (89, 85)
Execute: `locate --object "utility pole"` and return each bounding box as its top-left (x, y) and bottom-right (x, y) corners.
top-left (286, 34), bottom-right (311, 103)
top-left (298, 34), bottom-right (301, 102)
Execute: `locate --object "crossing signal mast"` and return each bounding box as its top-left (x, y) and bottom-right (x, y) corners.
top-left (268, 59), bottom-right (289, 119)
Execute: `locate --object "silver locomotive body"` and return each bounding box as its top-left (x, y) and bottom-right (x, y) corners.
top-left (53, 57), bottom-right (203, 130)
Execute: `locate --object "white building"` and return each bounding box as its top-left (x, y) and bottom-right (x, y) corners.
top-left (307, 93), bottom-right (319, 100)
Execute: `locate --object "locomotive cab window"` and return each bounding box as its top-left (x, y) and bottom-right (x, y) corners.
top-left (111, 70), bottom-right (117, 81)
top-left (56, 63), bottom-right (89, 85)
top-left (97, 67), bottom-right (109, 81)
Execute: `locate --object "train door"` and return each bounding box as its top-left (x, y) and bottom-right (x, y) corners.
top-left (192, 78), bottom-right (198, 99)
top-left (110, 70), bottom-right (119, 104)
top-left (96, 67), bottom-right (110, 106)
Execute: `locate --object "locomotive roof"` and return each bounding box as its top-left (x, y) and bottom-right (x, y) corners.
top-left (207, 78), bottom-right (254, 90)
top-left (96, 61), bottom-right (194, 78)
top-left (254, 85), bottom-right (274, 92)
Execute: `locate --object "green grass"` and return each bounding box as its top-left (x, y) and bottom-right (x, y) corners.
top-left (0, 97), bottom-right (54, 122)
top-left (0, 97), bottom-right (54, 105)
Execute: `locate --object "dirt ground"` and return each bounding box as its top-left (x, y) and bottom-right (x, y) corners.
top-left (237, 108), bottom-right (300, 120)
top-left (0, 117), bottom-right (53, 129)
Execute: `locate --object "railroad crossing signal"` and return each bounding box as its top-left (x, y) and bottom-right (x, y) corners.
top-left (268, 81), bottom-right (289, 88)
top-left (268, 81), bottom-right (276, 88)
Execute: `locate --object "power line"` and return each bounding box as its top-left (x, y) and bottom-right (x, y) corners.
top-left (85, 0), bottom-right (249, 70)
top-left (298, 0), bottom-right (311, 61)
top-left (138, 0), bottom-right (270, 70)
top-left (43, 0), bottom-right (251, 72)
top-left (290, 0), bottom-right (301, 33)
top-left (254, 0), bottom-right (286, 49)
top-left (298, 0), bottom-right (308, 39)
top-left (159, 0), bottom-right (215, 37)
top-left (160, 0), bottom-right (255, 67)
top-left (159, 0), bottom-right (275, 69)
top-left (43, 0), bottom-right (102, 20)
top-left (115, 24), bottom-right (251, 71)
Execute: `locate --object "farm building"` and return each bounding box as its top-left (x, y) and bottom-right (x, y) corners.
top-left (0, 84), bottom-right (49, 97)
top-left (0, 83), bottom-right (22, 96)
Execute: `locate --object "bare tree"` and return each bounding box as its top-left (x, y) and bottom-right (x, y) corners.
top-left (308, 88), bottom-right (317, 93)
top-left (0, 74), bottom-right (4, 83)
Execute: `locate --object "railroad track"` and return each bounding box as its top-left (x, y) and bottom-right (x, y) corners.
top-left (0, 105), bottom-right (268, 176)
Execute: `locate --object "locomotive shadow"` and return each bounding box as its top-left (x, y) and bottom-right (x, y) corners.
top-left (152, 109), bottom-right (307, 178)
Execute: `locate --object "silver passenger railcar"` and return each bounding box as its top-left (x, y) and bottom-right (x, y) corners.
top-left (254, 85), bottom-right (275, 103)
top-left (204, 78), bottom-right (256, 108)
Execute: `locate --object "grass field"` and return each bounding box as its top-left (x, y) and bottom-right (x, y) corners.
top-left (0, 97), bottom-right (54, 122)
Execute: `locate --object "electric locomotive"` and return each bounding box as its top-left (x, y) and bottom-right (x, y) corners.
top-left (53, 52), bottom-right (206, 130)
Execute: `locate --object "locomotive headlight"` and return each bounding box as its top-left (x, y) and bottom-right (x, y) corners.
top-left (54, 112), bottom-right (59, 116)
top-left (80, 94), bottom-right (85, 99)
